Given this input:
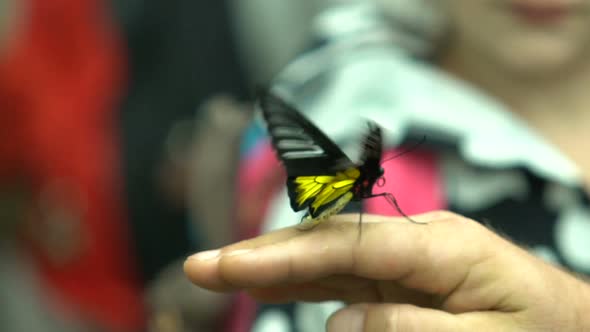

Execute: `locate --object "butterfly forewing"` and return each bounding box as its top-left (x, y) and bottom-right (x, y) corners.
top-left (360, 122), bottom-right (382, 174)
top-left (258, 91), bottom-right (356, 176)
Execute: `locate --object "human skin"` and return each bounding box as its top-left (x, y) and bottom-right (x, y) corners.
top-left (440, 0), bottom-right (590, 79)
top-left (440, 0), bottom-right (590, 184)
top-left (184, 211), bottom-right (590, 331)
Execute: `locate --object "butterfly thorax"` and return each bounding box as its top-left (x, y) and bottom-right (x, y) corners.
top-left (352, 165), bottom-right (384, 200)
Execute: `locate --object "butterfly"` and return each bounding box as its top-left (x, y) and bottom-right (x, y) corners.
top-left (257, 90), bottom-right (419, 230)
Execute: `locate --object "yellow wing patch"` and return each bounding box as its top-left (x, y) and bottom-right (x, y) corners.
top-left (293, 168), bottom-right (360, 213)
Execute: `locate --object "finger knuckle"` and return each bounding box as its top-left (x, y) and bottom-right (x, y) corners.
top-left (434, 212), bottom-right (486, 237)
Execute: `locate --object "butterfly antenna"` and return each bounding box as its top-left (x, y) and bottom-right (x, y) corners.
top-left (381, 135), bottom-right (426, 164)
top-left (383, 193), bottom-right (422, 224)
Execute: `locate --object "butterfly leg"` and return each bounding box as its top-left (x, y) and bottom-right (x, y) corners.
top-left (369, 192), bottom-right (423, 224)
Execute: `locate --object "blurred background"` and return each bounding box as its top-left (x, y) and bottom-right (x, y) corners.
top-left (0, 0), bottom-right (342, 331)
top-left (4, 0), bottom-right (590, 331)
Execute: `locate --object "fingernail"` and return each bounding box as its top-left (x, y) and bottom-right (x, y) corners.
top-left (224, 249), bottom-right (252, 257)
top-left (327, 307), bottom-right (365, 332)
top-left (188, 249), bottom-right (220, 261)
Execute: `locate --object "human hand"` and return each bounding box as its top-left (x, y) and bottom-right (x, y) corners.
top-left (147, 260), bottom-right (230, 332)
top-left (184, 211), bottom-right (590, 331)
top-left (187, 94), bottom-right (251, 249)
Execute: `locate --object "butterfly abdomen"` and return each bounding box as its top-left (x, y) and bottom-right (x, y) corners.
top-left (297, 192), bottom-right (354, 230)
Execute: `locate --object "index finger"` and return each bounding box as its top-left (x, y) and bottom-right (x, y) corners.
top-left (184, 211), bottom-right (497, 296)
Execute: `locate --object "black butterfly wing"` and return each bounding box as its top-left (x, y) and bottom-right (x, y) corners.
top-left (360, 121), bottom-right (383, 173)
top-left (258, 91), bottom-right (356, 176)
top-left (355, 121), bottom-right (384, 200)
top-left (258, 91), bottom-right (359, 213)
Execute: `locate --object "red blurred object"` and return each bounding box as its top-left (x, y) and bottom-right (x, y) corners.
top-left (0, 0), bottom-right (145, 331)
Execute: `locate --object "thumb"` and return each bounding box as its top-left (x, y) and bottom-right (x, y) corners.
top-left (326, 304), bottom-right (513, 332)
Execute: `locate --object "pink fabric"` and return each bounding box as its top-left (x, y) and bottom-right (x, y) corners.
top-left (365, 148), bottom-right (447, 215)
top-left (227, 143), bottom-right (447, 331)
top-left (223, 293), bottom-right (258, 332)
top-left (236, 142), bottom-right (284, 238)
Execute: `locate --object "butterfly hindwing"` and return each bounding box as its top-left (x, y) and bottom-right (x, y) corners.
top-left (287, 168), bottom-right (360, 217)
top-left (258, 91), bottom-right (355, 176)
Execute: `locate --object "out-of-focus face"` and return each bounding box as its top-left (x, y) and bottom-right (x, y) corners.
top-left (442, 0), bottom-right (590, 78)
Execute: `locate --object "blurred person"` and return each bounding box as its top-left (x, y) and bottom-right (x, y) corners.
top-left (230, 0), bottom-right (326, 84)
top-left (185, 0), bottom-right (590, 331)
top-left (111, 1), bottom-right (253, 331)
top-left (0, 0), bottom-right (144, 330)
top-left (230, 0), bottom-right (367, 84)
top-left (147, 96), bottom-right (252, 332)
top-left (112, 0), bottom-right (249, 280)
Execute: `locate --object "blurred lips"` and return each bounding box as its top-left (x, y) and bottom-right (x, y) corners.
top-left (508, 1), bottom-right (580, 24)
